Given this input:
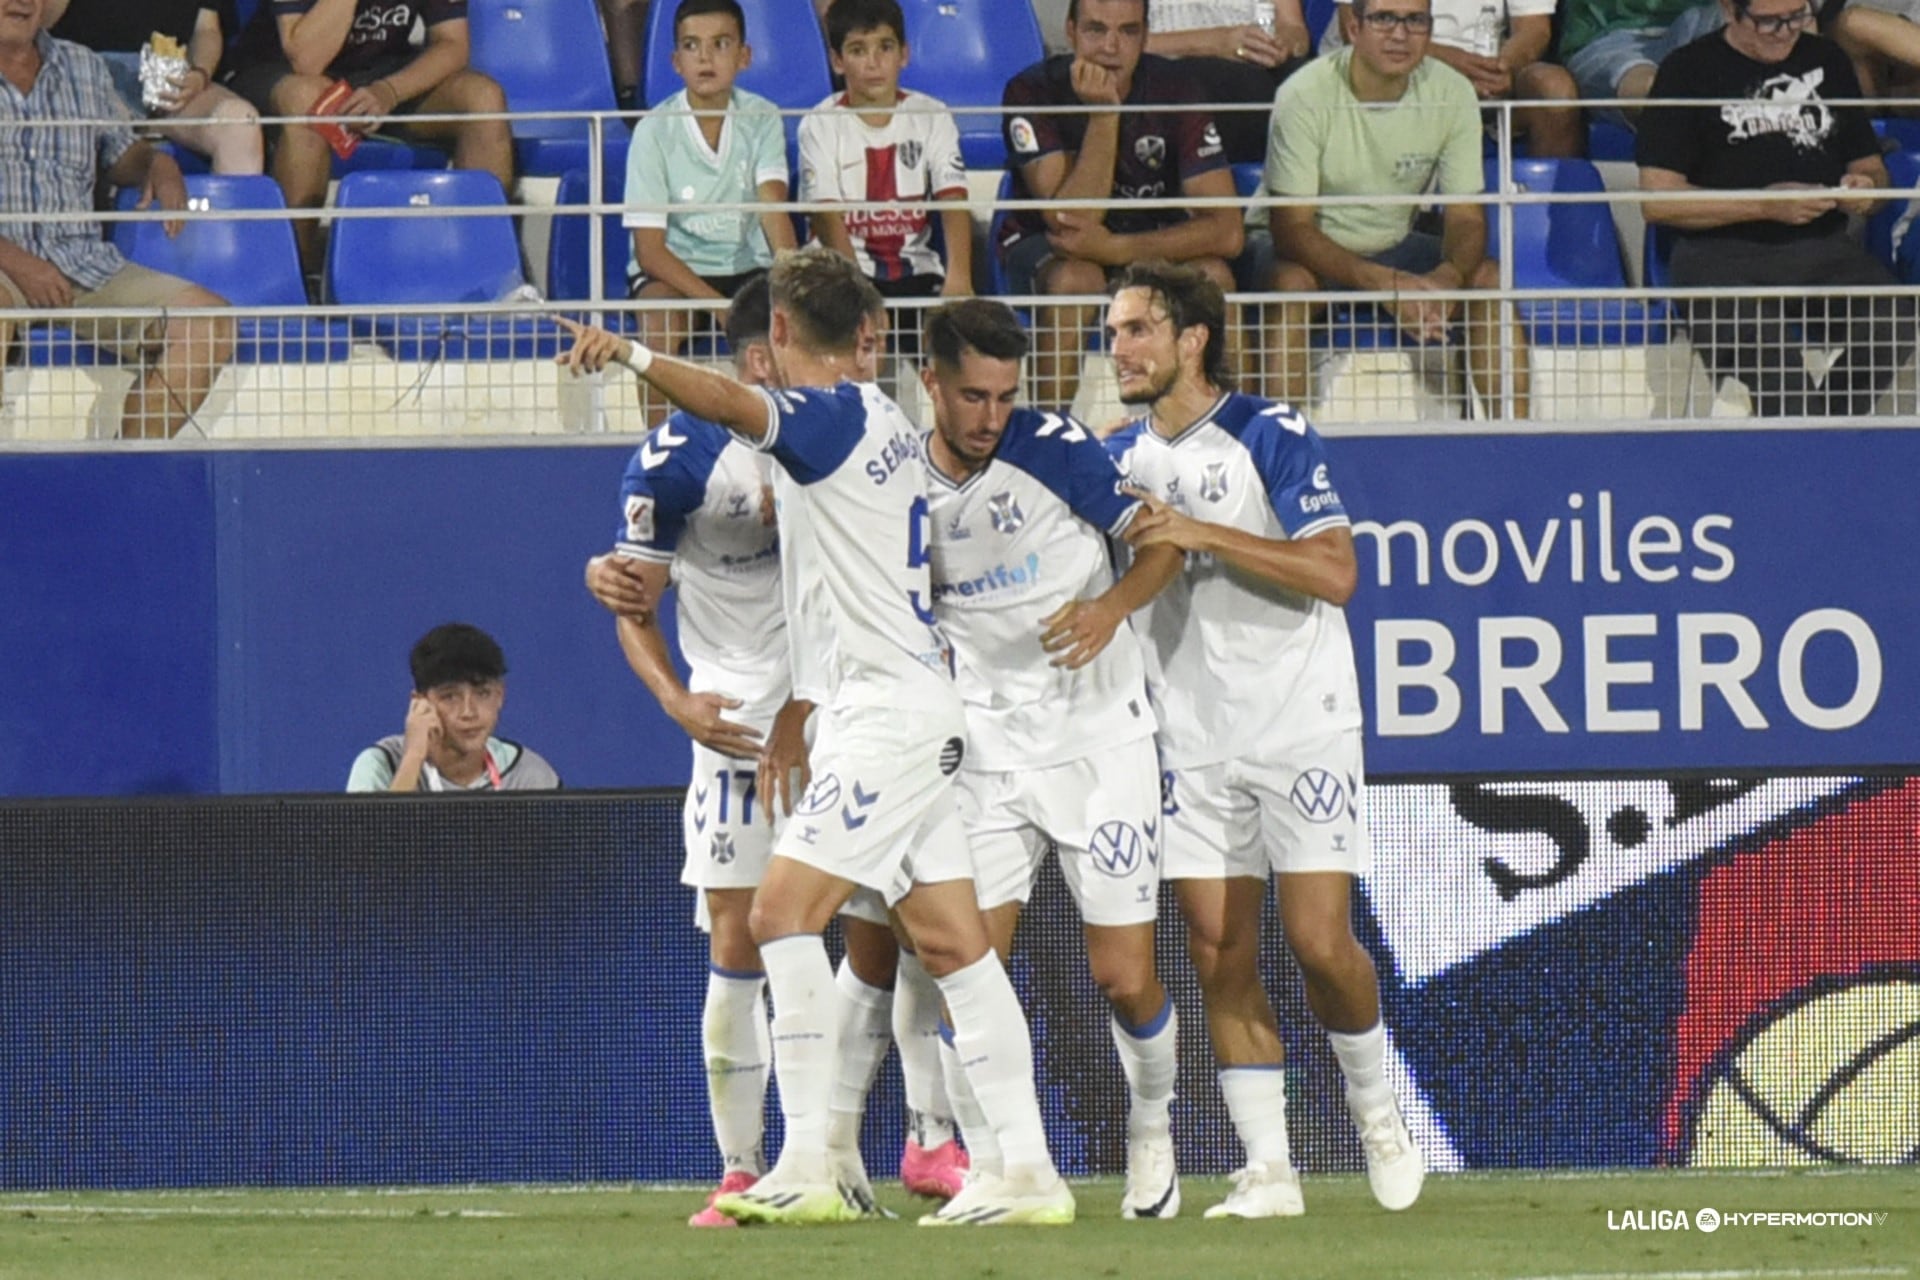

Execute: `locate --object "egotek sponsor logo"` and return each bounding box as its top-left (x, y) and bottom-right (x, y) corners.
top-left (1606, 1206), bottom-right (1889, 1231)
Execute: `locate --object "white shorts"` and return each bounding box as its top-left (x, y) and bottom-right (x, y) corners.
top-left (958, 738), bottom-right (1163, 927)
top-left (775, 701), bottom-right (973, 906)
top-left (1162, 726), bottom-right (1371, 880)
top-left (681, 736), bottom-right (779, 902)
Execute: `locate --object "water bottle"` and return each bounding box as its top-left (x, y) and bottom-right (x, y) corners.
top-left (1474, 1), bottom-right (1500, 56)
top-left (1253, 0), bottom-right (1276, 35)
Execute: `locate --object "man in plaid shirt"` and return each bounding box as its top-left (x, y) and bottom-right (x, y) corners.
top-left (0, 0), bottom-right (235, 438)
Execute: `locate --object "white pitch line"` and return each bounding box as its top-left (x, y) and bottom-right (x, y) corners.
top-left (1510, 1268), bottom-right (1909, 1280)
top-left (2, 1203), bottom-right (514, 1220)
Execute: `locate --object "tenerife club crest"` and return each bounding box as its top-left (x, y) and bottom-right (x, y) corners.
top-left (1200, 461), bottom-right (1230, 503)
top-left (988, 491), bottom-right (1026, 534)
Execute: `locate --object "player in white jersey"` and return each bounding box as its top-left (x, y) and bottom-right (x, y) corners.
top-left (560, 247), bottom-right (1071, 1227)
top-left (582, 278), bottom-right (962, 1222)
top-left (915, 299), bottom-right (1190, 1217)
top-left (1103, 261), bottom-right (1425, 1218)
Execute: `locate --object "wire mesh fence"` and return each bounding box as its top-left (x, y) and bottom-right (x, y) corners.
top-left (5, 100), bottom-right (1920, 441)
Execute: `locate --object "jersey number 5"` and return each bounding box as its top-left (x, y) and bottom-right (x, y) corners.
top-left (907, 494), bottom-right (936, 624)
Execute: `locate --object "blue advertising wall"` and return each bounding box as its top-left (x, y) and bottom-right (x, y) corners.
top-left (3, 432), bottom-right (1917, 1189)
top-left (3, 428), bottom-right (1916, 798)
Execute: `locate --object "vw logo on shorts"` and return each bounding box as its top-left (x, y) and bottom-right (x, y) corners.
top-left (797, 772), bottom-right (841, 817)
top-left (1290, 768), bottom-right (1346, 824)
top-left (1089, 821), bottom-right (1145, 878)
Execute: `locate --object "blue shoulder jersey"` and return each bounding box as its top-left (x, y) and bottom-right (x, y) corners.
top-left (1107, 391), bottom-right (1362, 768)
top-left (614, 411), bottom-right (787, 714)
top-left (925, 407), bottom-right (1154, 772)
top-left (745, 381), bottom-right (958, 713)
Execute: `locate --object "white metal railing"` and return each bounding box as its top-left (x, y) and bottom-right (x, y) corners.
top-left (4, 99), bottom-right (1919, 441)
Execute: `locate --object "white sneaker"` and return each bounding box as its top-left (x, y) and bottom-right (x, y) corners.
top-left (1352, 1096), bottom-right (1425, 1211)
top-left (1202, 1161), bottom-right (1305, 1219)
top-left (1120, 1129), bottom-right (1180, 1219)
top-left (918, 1169), bottom-right (1076, 1226)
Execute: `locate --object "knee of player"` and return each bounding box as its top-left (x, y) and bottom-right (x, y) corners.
top-left (1285, 928), bottom-right (1361, 982)
top-left (1090, 958), bottom-right (1160, 1014)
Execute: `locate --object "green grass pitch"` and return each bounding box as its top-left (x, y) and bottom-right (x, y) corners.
top-left (3, 1169), bottom-right (1914, 1280)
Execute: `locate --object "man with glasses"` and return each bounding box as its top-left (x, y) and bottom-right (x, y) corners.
top-left (1638, 0), bottom-right (1914, 416)
top-left (1319, 0), bottom-right (1584, 158)
top-left (1261, 0), bottom-right (1531, 418)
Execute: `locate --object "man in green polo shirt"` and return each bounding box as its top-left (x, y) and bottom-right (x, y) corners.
top-left (1261, 0), bottom-right (1530, 418)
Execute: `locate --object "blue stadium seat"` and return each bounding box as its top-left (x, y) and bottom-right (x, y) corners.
top-left (1484, 156), bottom-right (1666, 345)
top-left (327, 170), bottom-right (559, 359)
top-left (1304, 0), bottom-right (1338, 45)
top-left (897, 0), bottom-right (1045, 171)
top-left (549, 166), bottom-right (633, 309)
top-left (1586, 119), bottom-right (1637, 162)
top-left (469, 0), bottom-right (631, 176)
top-left (333, 135), bottom-right (451, 176)
top-left (1867, 147), bottom-right (1920, 276)
top-left (641, 0), bottom-right (831, 141)
top-left (110, 174), bottom-right (349, 363)
top-left (1642, 220), bottom-right (1676, 290)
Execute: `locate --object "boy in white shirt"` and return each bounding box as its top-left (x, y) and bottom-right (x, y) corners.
top-left (800, 0), bottom-right (973, 300)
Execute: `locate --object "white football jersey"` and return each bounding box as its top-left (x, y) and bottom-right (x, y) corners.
top-left (926, 408), bottom-right (1156, 771)
top-left (797, 90), bottom-right (967, 284)
top-left (1108, 391), bottom-right (1362, 769)
top-left (749, 382), bottom-right (958, 713)
top-left (775, 464), bottom-right (838, 706)
top-left (616, 412), bottom-right (788, 714)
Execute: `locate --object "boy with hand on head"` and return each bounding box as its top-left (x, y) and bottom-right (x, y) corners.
top-left (346, 623), bottom-right (561, 793)
top-left (623, 0), bottom-right (797, 413)
top-left (800, 0), bottom-right (972, 301)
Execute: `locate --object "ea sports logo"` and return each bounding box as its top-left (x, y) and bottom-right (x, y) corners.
top-left (1679, 970), bottom-right (1920, 1166)
top-left (1290, 768), bottom-right (1346, 824)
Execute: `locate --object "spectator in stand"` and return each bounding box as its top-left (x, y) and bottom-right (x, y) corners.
top-left (1319, 0), bottom-right (1583, 157)
top-left (47, 0), bottom-right (264, 174)
top-left (347, 623), bottom-right (562, 792)
top-left (1639, 0), bottom-right (1914, 416)
top-left (800, 0), bottom-right (972, 308)
top-left (0, 0), bottom-right (236, 439)
top-left (623, 0), bottom-right (796, 417)
top-left (598, 0), bottom-right (648, 110)
top-left (1829, 0), bottom-right (1920, 99)
top-left (1145, 0), bottom-right (1314, 164)
top-left (226, 0), bottom-right (514, 275)
top-left (1264, 0), bottom-right (1531, 416)
top-left (1001, 0), bottom-right (1242, 409)
top-left (1557, 0), bottom-right (1724, 114)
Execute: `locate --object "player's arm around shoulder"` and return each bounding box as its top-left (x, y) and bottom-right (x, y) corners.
top-left (1124, 403), bottom-right (1359, 606)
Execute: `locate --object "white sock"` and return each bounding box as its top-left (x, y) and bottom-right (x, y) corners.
top-left (939, 1020), bottom-right (1002, 1177)
top-left (828, 958), bottom-right (894, 1152)
top-left (1109, 995), bottom-right (1178, 1138)
top-left (759, 934), bottom-right (839, 1176)
top-left (934, 952), bottom-right (1055, 1181)
top-left (1327, 1023), bottom-right (1392, 1110)
top-left (1219, 1066), bottom-right (1293, 1170)
top-left (894, 950), bottom-right (956, 1148)
top-left (702, 966), bottom-right (770, 1176)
